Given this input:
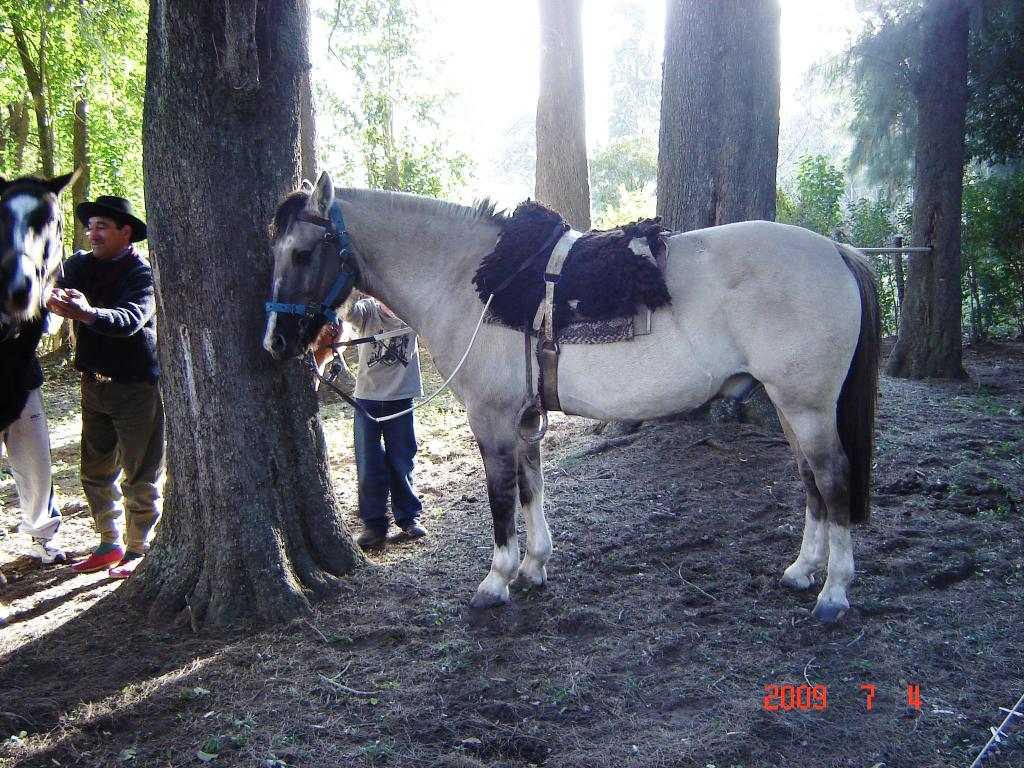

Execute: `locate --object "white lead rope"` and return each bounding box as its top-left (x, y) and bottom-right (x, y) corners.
top-left (367, 293), bottom-right (494, 423)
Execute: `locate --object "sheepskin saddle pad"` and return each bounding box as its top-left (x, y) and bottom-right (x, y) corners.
top-left (473, 201), bottom-right (671, 341)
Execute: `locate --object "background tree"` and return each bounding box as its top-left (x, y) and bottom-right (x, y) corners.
top-left (0, 0), bottom-right (147, 205)
top-left (535, 0), bottom-right (590, 229)
top-left (132, 0), bottom-right (362, 628)
top-left (962, 170), bottom-right (1024, 339)
top-left (589, 1), bottom-right (660, 229)
top-left (886, 0), bottom-right (971, 379)
top-left (776, 153), bottom-right (846, 237)
top-left (606, 1), bottom-right (660, 143)
top-left (317, 0), bottom-right (469, 195)
top-left (657, 0), bottom-right (780, 232)
top-left (590, 135), bottom-right (657, 228)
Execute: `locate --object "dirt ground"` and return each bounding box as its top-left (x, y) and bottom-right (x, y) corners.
top-left (1, 341), bottom-right (1022, 768)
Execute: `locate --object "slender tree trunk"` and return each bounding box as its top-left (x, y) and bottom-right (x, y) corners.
top-left (71, 95), bottom-right (90, 252)
top-left (535, 0), bottom-right (590, 229)
top-left (10, 99), bottom-right (31, 172)
top-left (10, 17), bottom-right (55, 177)
top-left (130, 0), bottom-right (362, 629)
top-left (657, 0), bottom-right (780, 232)
top-left (891, 236), bottom-right (906, 334)
top-left (886, 0), bottom-right (969, 379)
top-left (299, 67), bottom-right (318, 183)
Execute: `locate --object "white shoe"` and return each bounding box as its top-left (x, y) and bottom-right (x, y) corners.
top-left (29, 538), bottom-right (67, 565)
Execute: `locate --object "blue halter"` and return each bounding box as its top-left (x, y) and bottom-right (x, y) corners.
top-left (265, 201), bottom-right (358, 325)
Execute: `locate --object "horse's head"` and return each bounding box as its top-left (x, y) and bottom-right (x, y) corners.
top-left (263, 171), bottom-right (359, 360)
top-left (0, 170), bottom-right (78, 320)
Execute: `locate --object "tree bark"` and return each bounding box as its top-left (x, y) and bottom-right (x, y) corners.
top-left (130, 0), bottom-right (363, 630)
top-left (535, 0), bottom-right (591, 230)
top-left (657, 0), bottom-right (780, 232)
top-left (886, 0), bottom-right (969, 380)
top-left (299, 67), bottom-right (318, 183)
top-left (10, 99), bottom-right (31, 172)
top-left (10, 16), bottom-right (55, 177)
top-left (71, 94), bottom-right (89, 252)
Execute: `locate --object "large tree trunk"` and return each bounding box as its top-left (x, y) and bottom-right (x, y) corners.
top-left (657, 0), bottom-right (780, 231)
top-left (535, 0), bottom-right (590, 230)
top-left (886, 0), bottom-right (969, 380)
top-left (656, 0), bottom-right (781, 430)
top-left (129, 0), bottom-right (363, 629)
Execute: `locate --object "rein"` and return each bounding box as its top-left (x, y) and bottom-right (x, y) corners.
top-left (310, 294), bottom-right (495, 424)
top-left (264, 201), bottom-right (359, 325)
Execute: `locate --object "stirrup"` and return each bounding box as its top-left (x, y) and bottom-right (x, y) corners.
top-left (516, 396), bottom-right (547, 444)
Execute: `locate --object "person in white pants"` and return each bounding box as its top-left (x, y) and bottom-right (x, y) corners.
top-left (1, 386), bottom-right (64, 564)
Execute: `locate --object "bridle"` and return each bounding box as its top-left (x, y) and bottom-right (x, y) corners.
top-left (264, 200), bottom-right (359, 325)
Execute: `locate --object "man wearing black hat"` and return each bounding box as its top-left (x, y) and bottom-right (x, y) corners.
top-left (47, 195), bottom-right (164, 578)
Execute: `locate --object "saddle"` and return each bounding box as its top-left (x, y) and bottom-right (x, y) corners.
top-left (474, 202), bottom-right (672, 414)
top-left (474, 201), bottom-right (671, 341)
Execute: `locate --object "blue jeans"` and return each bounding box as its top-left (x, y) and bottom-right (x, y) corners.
top-left (353, 398), bottom-right (422, 533)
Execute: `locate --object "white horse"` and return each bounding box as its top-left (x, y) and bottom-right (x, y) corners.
top-left (263, 172), bottom-right (880, 621)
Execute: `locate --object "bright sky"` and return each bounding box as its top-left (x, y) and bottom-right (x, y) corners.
top-left (313, 0), bottom-right (862, 205)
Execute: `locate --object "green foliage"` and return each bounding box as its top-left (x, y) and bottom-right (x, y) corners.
top-left (779, 153), bottom-right (846, 237)
top-left (846, 191), bottom-right (908, 335)
top-left (966, 1), bottom-right (1024, 165)
top-left (962, 169), bottom-right (1024, 339)
top-left (606, 2), bottom-right (660, 142)
top-left (775, 185), bottom-right (798, 225)
top-left (316, 0), bottom-right (471, 196)
top-left (833, 0), bottom-right (1024, 185)
top-left (0, 0), bottom-right (146, 210)
top-left (589, 135), bottom-right (656, 229)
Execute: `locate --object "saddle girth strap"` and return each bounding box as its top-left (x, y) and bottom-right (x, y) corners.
top-left (533, 229), bottom-right (582, 413)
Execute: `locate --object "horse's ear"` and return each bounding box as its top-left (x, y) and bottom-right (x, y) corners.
top-left (47, 167), bottom-right (82, 196)
top-left (310, 170), bottom-right (334, 214)
top-left (300, 179), bottom-right (314, 193)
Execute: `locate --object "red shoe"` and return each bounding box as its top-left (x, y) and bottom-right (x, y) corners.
top-left (108, 554), bottom-right (144, 580)
top-left (71, 545), bottom-right (125, 573)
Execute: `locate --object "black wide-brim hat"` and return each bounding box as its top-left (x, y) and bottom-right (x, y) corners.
top-left (76, 195), bottom-right (147, 242)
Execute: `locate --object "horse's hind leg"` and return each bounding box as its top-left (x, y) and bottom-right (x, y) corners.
top-left (511, 430), bottom-right (550, 591)
top-left (780, 436), bottom-right (830, 591)
top-left (470, 426), bottom-right (521, 609)
top-left (772, 402), bottom-right (855, 621)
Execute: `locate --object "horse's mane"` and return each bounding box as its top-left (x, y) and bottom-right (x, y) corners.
top-left (339, 188), bottom-right (506, 227)
top-left (271, 188), bottom-right (505, 241)
top-left (269, 190), bottom-right (310, 240)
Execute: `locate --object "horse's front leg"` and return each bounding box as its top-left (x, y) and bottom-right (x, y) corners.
top-left (511, 432), bottom-right (550, 591)
top-left (471, 439), bottom-right (520, 609)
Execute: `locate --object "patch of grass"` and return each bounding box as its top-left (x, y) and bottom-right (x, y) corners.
top-left (361, 740), bottom-right (392, 764)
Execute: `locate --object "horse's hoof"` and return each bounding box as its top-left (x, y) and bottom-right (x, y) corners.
top-left (811, 601), bottom-right (849, 622)
top-left (511, 566), bottom-right (547, 591)
top-left (470, 590), bottom-right (509, 610)
top-left (780, 571), bottom-right (815, 591)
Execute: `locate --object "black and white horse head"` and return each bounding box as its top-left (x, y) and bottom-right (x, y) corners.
top-left (0, 170), bottom-right (79, 320)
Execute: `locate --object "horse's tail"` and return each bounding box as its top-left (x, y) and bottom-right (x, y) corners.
top-left (836, 244), bottom-right (881, 524)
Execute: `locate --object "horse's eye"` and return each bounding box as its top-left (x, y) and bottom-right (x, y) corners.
top-left (293, 249), bottom-right (313, 265)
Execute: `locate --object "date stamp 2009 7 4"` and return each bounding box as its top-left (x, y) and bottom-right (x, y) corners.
top-left (763, 684), bottom-right (922, 711)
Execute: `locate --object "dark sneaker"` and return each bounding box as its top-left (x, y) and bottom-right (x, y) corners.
top-left (390, 522), bottom-right (428, 542)
top-left (356, 527), bottom-right (387, 550)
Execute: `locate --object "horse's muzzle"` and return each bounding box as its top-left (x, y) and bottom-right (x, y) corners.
top-left (1, 255), bottom-right (38, 318)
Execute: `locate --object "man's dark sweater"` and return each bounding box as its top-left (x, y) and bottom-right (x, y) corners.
top-left (57, 246), bottom-right (159, 382)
